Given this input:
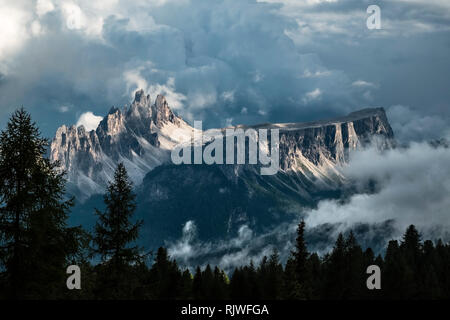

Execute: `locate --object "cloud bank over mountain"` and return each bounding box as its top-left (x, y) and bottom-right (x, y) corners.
top-left (167, 140), bottom-right (450, 270)
top-left (76, 111), bottom-right (103, 131)
top-left (306, 140), bottom-right (450, 240)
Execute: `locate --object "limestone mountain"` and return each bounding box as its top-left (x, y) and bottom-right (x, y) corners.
top-left (50, 89), bottom-right (195, 200)
top-left (50, 90), bottom-right (395, 249)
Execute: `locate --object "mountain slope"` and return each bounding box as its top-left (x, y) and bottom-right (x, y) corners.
top-left (51, 89), bottom-right (394, 201)
top-left (52, 90), bottom-right (395, 249)
top-left (51, 89), bottom-right (195, 200)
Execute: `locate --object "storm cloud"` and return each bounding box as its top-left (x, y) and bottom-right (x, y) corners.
top-left (0, 0), bottom-right (449, 142)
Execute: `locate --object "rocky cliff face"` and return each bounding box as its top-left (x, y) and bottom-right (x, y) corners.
top-left (274, 108), bottom-right (394, 185)
top-left (130, 107), bottom-right (394, 247)
top-left (50, 89), bottom-right (194, 200)
top-left (51, 89), bottom-right (394, 201)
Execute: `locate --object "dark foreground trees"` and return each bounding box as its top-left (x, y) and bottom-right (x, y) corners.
top-left (1, 109), bottom-right (450, 300)
top-left (93, 162), bottom-right (144, 299)
top-left (0, 109), bottom-right (86, 299)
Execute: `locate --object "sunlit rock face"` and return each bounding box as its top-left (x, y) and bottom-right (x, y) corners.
top-left (275, 108), bottom-right (394, 180)
top-left (50, 89), bottom-right (194, 200)
top-left (51, 88), bottom-right (394, 201)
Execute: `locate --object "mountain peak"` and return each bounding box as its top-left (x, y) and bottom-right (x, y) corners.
top-left (152, 94), bottom-right (181, 127)
top-left (131, 89), bottom-right (151, 109)
top-left (134, 89), bottom-right (148, 103)
top-left (108, 106), bottom-right (120, 115)
top-left (155, 94), bottom-right (167, 107)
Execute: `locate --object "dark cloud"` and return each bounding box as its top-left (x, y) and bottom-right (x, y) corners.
top-left (1, 0), bottom-right (448, 140)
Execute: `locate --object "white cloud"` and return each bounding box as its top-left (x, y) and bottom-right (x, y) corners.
top-left (221, 90), bottom-right (235, 102)
top-left (124, 65), bottom-right (187, 110)
top-left (257, 109), bottom-right (267, 116)
top-left (387, 105), bottom-right (449, 142)
top-left (76, 111), bottom-right (103, 131)
top-left (352, 80), bottom-right (376, 87)
top-left (306, 141), bottom-right (450, 241)
top-left (302, 88), bottom-right (322, 103)
top-left (168, 220), bottom-right (197, 263)
top-left (168, 221), bottom-right (282, 272)
top-left (30, 20), bottom-right (44, 36)
top-left (58, 105), bottom-right (70, 113)
top-left (0, 4), bottom-right (31, 62)
top-left (36, 0), bottom-right (55, 17)
top-left (188, 91), bottom-right (217, 110)
top-left (149, 78), bottom-right (187, 111)
top-left (301, 69), bottom-right (331, 78)
top-left (124, 65), bottom-right (150, 97)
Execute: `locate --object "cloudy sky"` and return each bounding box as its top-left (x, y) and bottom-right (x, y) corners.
top-left (1, 0), bottom-right (449, 140)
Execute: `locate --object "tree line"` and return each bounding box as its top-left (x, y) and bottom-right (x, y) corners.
top-left (0, 109), bottom-right (449, 300)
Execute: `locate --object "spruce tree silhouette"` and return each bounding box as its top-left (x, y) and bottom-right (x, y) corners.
top-left (0, 108), bottom-right (84, 299)
top-left (292, 219), bottom-right (312, 298)
top-left (93, 163), bottom-right (143, 299)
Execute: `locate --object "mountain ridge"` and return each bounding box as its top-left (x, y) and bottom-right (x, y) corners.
top-left (50, 89), bottom-right (394, 201)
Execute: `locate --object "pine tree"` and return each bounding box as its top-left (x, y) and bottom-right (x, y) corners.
top-left (282, 257), bottom-right (301, 299)
top-left (230, 264), bottom-right (257, 299)
top-left (322, 233), bottom-right (346, 299)
top-left (212, 266), bottom-right (229, 299)
top-left (179, 269), bottom-right (193, 299)
top-left (201, 264), bottom-right (214, 299)
top-left (306, 252), bottom-right (322, 299)
top-left (262, 249), bottom-right (284, 299)
top-left (94, 163), bottom-right (142, 265)
top-left (292, 219), bottom-right (311, 298)
top-left (384, 239), bottom-right (414, 299)
top-left (399, 225), bottom-right (422, 298)
top-left (421, 240), bottom-right (441, 298)
top-left (401, 225), bottom-right (422, 266)
top-left (0, 108), bottom-right (84, 299)
top-left (93, 163), bottom-right (143, 298)
top-left (293, 220), bottom-right (308, 283)
top-left (193, 266), bottom-right (203, 299)
top-left (147, 247), bottom-right (182, 299)
top-left (343, 231), bottom-right (365, 299)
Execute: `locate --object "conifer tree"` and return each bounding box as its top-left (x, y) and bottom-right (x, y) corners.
top-left (401, 225), bottom-right (422, 266)
top-left (179, 269), bottom-right (193, 299)
top-left (94, 163), bottom-right (142, 265)
top-left (343, 231), bottom-right (365, 299)
top-left (293, 220), bottom-right (308, 283)
top-left (147, 247), bottom-right (182, 299)
top-left (212, 266), bottom-right (229, 299)
top-left (282, 257), bottom-right (301, 299)
top-left (261, 249), bottom-right (284, 299)
top-left (399, 225), bottom-right (421, 298)
top-left (0, 108), bottom-right (84, 299)
top-left (193, 266), bottom-right (203, 299)
top-left (306, 252), bottom-right (322, 299)
top-left (93, 163), bottom-right (143, 298)
top-left (291, 219), bottom-right (312, 298)
top-left (229, 267), bottom-right (243, 299)
top-left (201, 264), bottom-right (214, 299)
top-left (322, 233), bottom-right (346, 299)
